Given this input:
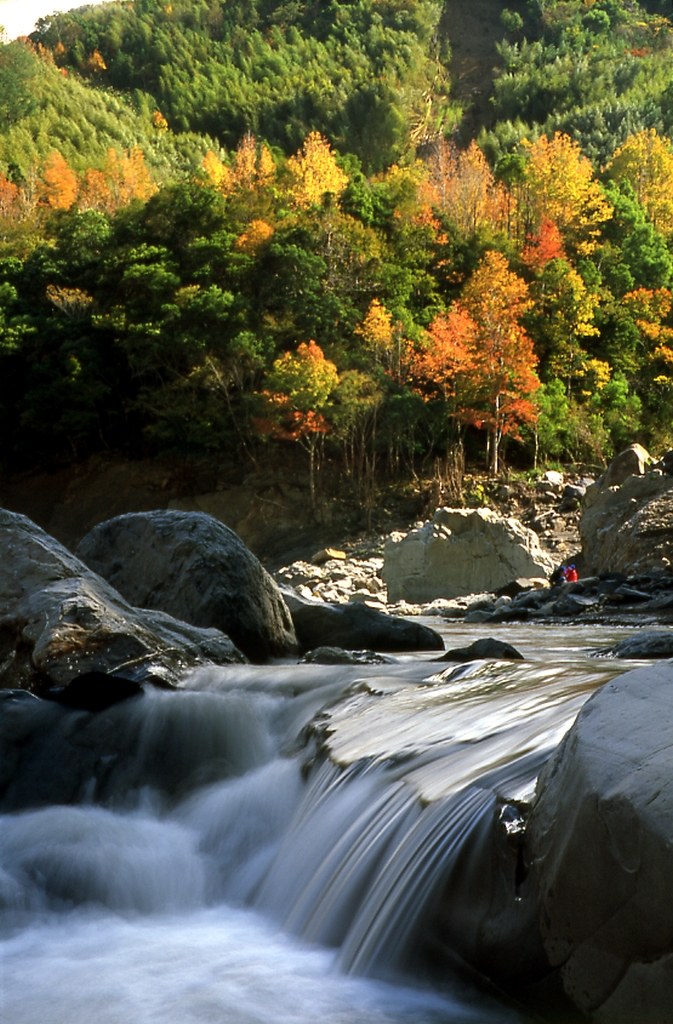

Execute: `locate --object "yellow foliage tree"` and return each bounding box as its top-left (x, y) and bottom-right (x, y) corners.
top-left (152, 110), bottom-right (169, 132)
top-left (202, 150), bottom-right (233, 194)
top-left (236, 219), bottom-right (275, 254)
top-left (355, 299), bottom-right (395, 365)
top-left (286, 132), bottom-right (348, 209)
top-left (522, 132), bottom-right (612, 254)
top-left (104, 147), bottom-right (156, 206)
top-left (232, 133), bottom-right (276, 191)
top-left (607, 129), bottom-right (673, 234)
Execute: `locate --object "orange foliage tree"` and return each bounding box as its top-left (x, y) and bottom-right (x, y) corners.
top-left (104, 147), bottom-right (156, 206)
top-left (258, 340), bottom-right (339, 507)
top-left (461, 251), bottom-right (539, 474)
top-left (409, 306), bottom-right (476, 407)
top-left (39, 151), bottom-right (78, 210)
top-left (78, 168), bottom-right (115, 213)
top-left (521, 216), bottom-right (565, 273)
top-left (0, 175), bottom-right (20, 220)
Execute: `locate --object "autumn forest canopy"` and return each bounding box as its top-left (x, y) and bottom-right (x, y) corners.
top-left (2, 0), bottom-right (673, 493)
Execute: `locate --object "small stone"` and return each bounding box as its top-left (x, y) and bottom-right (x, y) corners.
top-left (312, 548), bottom-right (347, 565)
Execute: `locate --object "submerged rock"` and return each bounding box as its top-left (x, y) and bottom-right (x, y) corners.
top-left (435, 638), bottom-right (525, 662)
top-left (281, 589), bottom-right (443, 653)
top-left (0, 508), bottom-right (246, 696)
top-left (77, 510), bottom-right (298, 662)
top-left (300, 646), bottom-right (396, 665)
top-left (527, 662), bottom-right (673, 1021)
top-left (382, 507), bottom-right (554, 603)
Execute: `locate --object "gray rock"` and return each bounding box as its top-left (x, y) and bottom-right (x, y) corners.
top-left (551, 594), bottom-right (599, 616)
top-left (382, 508), bottom-right (553, 603)
top-left (544, 470), bottom-right (564, 491)
top-left (77, 510), bottom-right (297, 662)
top-left (580, 469), bottom-right (673, 576)
top-left (0, 509), bottom-right (246, 696)
top-left (281, 589), bottom-right (443, 653)
top-left (48, 671), bottom-right (143, 711)
top-left (435, 638), bottom-right (524, 662)
top-left (527, 663), bottom-right (673, 1021)
top-left (604, 631), bottom-right (673, 659)
top-left (602, 443), bottom-right (651, 489)
top-left (300, 647), bottom-right (396, 665)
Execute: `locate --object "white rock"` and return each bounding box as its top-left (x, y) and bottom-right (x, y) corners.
top-left (382, 507), bottom-right (554, 602)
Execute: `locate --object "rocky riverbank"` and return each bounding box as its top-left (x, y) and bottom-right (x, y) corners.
top-left (273, 446), bottom-right (673, 632)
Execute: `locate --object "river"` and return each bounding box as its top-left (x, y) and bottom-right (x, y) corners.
top-left (0, 621), bottom-right (655, 1023)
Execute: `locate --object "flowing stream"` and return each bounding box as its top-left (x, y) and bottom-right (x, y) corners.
top-left (0, 622), bottom-right (653, 1024)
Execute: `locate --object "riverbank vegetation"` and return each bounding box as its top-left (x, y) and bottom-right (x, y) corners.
top-left (1, 0), bottom-right (673, 503)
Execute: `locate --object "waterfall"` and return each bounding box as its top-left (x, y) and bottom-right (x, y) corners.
top-left (0, 624), bottom-right (631, 1023)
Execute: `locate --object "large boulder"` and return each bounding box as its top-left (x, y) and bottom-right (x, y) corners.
top-left (580, 451), bottom-right (673, 575)
top-left (281, 589), bottom-right (443, 653)
top-left (76, 510), bottom-right (298, 662)
top-left (382, 508), bottom-right (553, 603)
top-left (602, 443), bottom-right (651, 489)
top-left (527, 663), bottom-right (673, 1022)
top-left (0, 509), bottom-right (246, 695)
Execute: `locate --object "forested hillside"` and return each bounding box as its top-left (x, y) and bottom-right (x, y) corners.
top-left (31, 0), bottom-right (452, 172)
top-left (0, 0), bottom-right (673, 499)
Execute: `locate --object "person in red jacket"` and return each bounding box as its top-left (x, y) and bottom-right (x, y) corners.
top-left (565, 564), bottom-right (579, 582)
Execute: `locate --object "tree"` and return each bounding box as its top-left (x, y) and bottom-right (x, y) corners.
top-left (259, 340), bottom-right (339, 508)
top-left (39, 152), bottom-right (78, 210)
top-left (607, 130), bottom-right (673, 235)
top-left (355, 299), bottom-right (395, 368)
top-left (286, 132), bottom-right (349, 209)
top-left (424, 139), bottom-right (510, 236)
top-left (104, 147), bottom-right (156, 207)
top-left (0, 42), bottom-right (37, 128)
top-left (461, 251), bottom-right (539, 474)
top-left (0, 175), bottom-right (20, 220)
top-left (78, 168), bottom-right (115, 214)
top-left (235, 219), bottom-right (275, 255)
top-left (521, 217), bottom-right (565, 273)
top-left (232, 133), bottom-right (276, 191)
top-left (522, 133), bottom-right (612, 254)
top-left (527, 257), bottom-right (600, 391)
top-left (202, 150), bottom-right (233, 194)
top-left (409, 306), bottom-right (476, 407)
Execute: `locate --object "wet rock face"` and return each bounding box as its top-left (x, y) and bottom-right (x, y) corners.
top-left (0, 508), bottom-right (246, 696)
top-left (76, 510), bottom-right (298, 663)
top-left (581, 445), bottom-right (673, 576)
top-left (382, 508), bottom-right (554, 603)
top-left (527, 663), bottom-right (673, 1022)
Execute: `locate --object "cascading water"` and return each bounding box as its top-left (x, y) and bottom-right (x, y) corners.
top-left (0, 623), bottom-right (639, 1023)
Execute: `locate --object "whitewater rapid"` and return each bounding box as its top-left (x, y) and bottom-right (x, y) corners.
top-left (0, 622), bottom-right (641, 1023)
